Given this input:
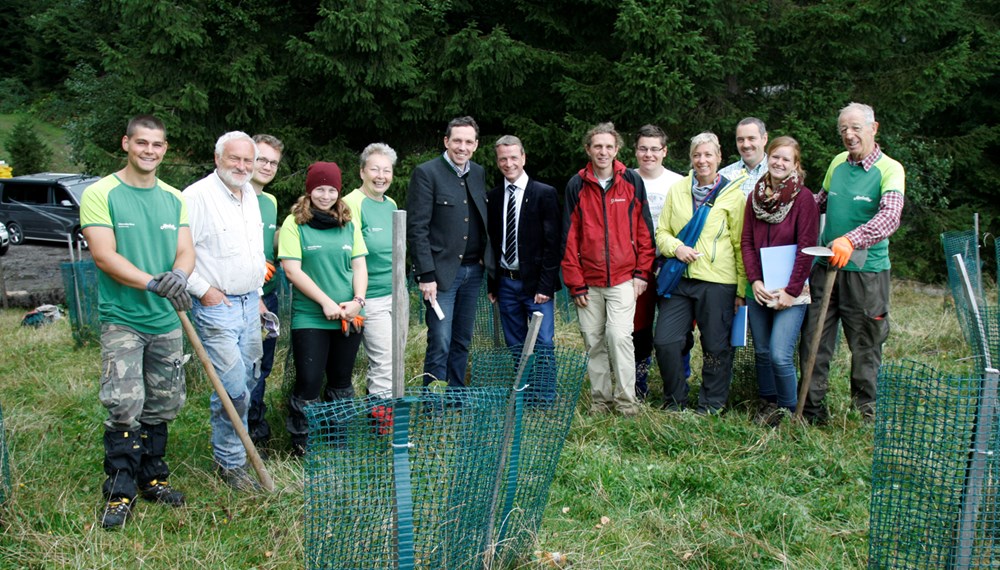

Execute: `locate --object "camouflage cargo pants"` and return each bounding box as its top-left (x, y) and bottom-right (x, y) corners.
top-left (99, 324), bottom-right (186, 431)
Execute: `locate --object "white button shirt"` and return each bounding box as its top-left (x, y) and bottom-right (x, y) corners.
top-left (183, 171), bottom-right (266, 297)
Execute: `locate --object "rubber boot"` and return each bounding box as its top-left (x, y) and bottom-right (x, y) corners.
top-left (286, 393), bottom-right (318, 457)
top-left (325, 387), bottom-right (355, 448)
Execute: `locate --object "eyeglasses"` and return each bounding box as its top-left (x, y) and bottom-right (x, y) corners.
top-left (637, 146), bottom-right (664, 154)
top-left (256, 157), bottom-right (280, 168)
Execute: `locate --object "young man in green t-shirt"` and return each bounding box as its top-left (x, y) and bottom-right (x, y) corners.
top-left (81, 115), bottom-right (195, 529)
top-left (248, 134), bottom-right (284, 451)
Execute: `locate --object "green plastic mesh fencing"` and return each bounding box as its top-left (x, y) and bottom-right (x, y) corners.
top-left (60, 261), bottom-right (295, 349)
top-left (943, 230), bottom-right (984, 335)
top-left (300, 343), bottom-right (589, 569)
top-left (869, 360), bottom-right (1000, 568)
top-left (60, 260), bottom-right (101, 346)
top-left (728, 332), bottom-right (760, 406)
top-left (302, 388), bottom-right (510, 569)
top-left (468, 344), bottom-right (588, 566)
top-left (554, 286), bottom-right (577, 324)
top-left (0, 402), bottom-right (10, 505)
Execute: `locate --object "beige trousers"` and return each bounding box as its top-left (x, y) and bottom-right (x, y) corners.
top-left (577, 281), bottom-right (639, 412)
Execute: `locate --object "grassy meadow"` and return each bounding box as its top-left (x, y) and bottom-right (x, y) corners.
top-left (0, 280), bottom-right (979, 569)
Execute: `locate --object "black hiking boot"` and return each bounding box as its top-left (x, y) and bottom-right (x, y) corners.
top-left (140, 479), bottom-right (185, 506)
top-left (100, 497), bottom-right (133, 530)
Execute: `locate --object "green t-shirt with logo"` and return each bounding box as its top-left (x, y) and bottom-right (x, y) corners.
top-left (821, 151), bottom-right (905, 273)
top-left (258, 192), bottom-right (279, 295)
top-left (80, 174), bottom-right (188, 335)
top-left (342, 189), bottom-right (397, 298)
top-left (277, 214), bottom-right (367, 330)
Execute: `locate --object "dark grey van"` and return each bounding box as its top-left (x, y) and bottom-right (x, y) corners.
top-left (0, 173), bottom-right (100, 247)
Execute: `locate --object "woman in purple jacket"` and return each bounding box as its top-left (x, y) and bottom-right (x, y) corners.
top-left (740, 136), bottom-right (819, 426)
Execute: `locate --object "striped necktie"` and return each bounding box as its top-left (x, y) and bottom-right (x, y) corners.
top-left (503, 184), bottom-right (517, 267)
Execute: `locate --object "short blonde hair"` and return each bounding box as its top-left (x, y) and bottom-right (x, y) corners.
top-left (689, 132), bottom-right (721, 159)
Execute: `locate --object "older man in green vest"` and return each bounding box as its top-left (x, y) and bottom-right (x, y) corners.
top-left (799, 102), bottom-right (905, 425)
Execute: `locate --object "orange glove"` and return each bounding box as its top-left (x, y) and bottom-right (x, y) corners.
top-left (265, 261), bottom-right (276, 282)
top-left (829, 237), bottom-right (854, 269)
top-left (370, 404), bottom-right (394, 435)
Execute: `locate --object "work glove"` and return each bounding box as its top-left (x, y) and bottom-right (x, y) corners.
top-left (167, 290), bottom-right (193, 312)
top-left (829, 237), bottom-right (854, 269)
top-left (260, 311), bottom-right (280, 340)
top-left (370, 404), bottom-right (394, 435)
top-left (265, 261), bottom-right (276, 282)
top-left (341, 315), bottom-right (365, 336)
top-left (154, 269), bottom-right (189, 298)
top-left (146, 272), bottom-right (169, 293)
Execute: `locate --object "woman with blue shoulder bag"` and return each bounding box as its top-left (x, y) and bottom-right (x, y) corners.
top-left (653, 132), bottom-right (747, 414)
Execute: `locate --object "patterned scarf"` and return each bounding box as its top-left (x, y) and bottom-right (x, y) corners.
top-left (751, 172), bottom-right (801, 224)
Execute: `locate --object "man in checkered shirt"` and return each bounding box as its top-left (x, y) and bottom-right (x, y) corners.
top-left (799, 102), bottom-right (905, 425)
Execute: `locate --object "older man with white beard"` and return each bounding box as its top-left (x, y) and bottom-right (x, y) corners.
top-left (183, 131), bottom-right (267, 491)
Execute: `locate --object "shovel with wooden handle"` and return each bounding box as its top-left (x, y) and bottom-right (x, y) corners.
top-left (179, 311), bottom-right (275, 492)
top-left (794, 246), bottom-right (868, 421)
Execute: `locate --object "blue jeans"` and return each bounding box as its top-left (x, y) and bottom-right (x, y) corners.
top-left (191, 292), bottom-right (263, 469)
top-left (424, 263), bottom-right (483, 388)
top-left (248, 290), bottom-right (278, 443)
top-left (747, 300), bottom-right (806, 411)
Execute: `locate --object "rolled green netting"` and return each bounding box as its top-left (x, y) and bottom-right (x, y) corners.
top-left (943, 230), bottom-right (984, 341)
top-left (0, 402), bottom-right (10, 505)
top-left (554, 287), bottom-right (577, 324)
top-left (471, 284), bottom-right (504, 351)
top-left (728, 331), bottom-right (759, 405)
top-left (468, 344), bottom-right (588, 566)
top-left (60, 260), bottom-right (101, 346)
top-left (869, 360), bottom-right (1000, 569)
top-left (62, 261), bottom-right (295, 350)
top-left (302, 388), bottom-right (510, 570)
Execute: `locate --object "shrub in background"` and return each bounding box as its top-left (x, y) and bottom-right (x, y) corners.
top-left (4, 115), bottom-right (51, 175)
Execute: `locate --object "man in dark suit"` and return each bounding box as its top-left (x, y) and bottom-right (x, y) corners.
top-left (407, 116), bottom-right (491, 388)
top-left (486, 135), bottom-right (561, 349)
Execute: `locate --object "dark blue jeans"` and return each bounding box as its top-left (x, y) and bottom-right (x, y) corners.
top-left (747, 300), bottom-right (806, 412)
top-left (423, 263), bottom-right (483, 388)
top-left (248, 290), bottom-right (278, 444)
top-left (497, 274), bottom-right (557, 404)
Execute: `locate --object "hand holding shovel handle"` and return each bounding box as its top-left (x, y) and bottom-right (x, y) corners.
top-left (179, 311), bottom-right (275, 491)
top-left (794, 246), bottom-right (867, 421)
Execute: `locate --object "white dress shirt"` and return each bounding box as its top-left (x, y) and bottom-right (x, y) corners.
top-left (183, 171), bottom-right (266, 297)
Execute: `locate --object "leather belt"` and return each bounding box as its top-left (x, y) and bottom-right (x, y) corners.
top-left (501, 268), bottom-right (521, 280)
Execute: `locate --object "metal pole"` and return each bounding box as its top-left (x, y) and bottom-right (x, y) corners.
top-left (484, 311), bottom-right (545, 565)
top-left (391, 210), bottom-right (407, 399)
top-left (973, 212), bottom-right (983, 304)
top-left (951, 253), bottom-right (997, 569)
